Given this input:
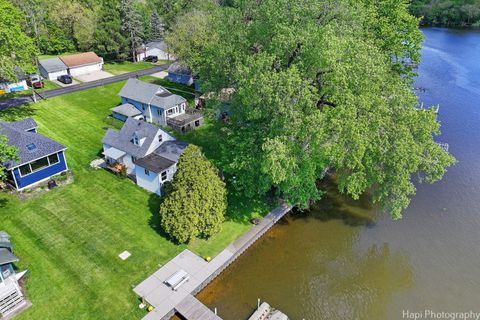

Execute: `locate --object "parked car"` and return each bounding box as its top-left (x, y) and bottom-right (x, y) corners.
top-left (143, 55), bottom-right (158, 63)
top-left (57, 75), bottom-right (72, 84)
top-left (27, 74), bottom-right (44, 89)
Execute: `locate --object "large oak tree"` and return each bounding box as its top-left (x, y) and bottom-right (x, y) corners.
top-left (167, 0), bottom-right (455, 219)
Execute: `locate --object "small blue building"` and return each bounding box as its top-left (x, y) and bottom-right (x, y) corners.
top-left (166, 62), bottom-right (199, 90)
top-left (0, 118), bottom-right (68, 190)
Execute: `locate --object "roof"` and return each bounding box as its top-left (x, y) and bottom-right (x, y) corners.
top-left (167, 62), bottom-right (192, 76)
top-left (102, 118), bottom-right (162, 159)
top-left (0, 118), bottom-right (66, 169)
top-left (0, 248), bottom-right (19, 266)
top-left (0, 231), bottom-right (12, 251)
top-left (111, 103), bottom-right (142, 117)
top-left (60, 52), bottom-right (102, 68)
top-left (39, 57), bottom-right (67, 73)
top-left (103, 148), bottom-right (126, 160)
top-left (119, 78), bottom-right (186, 110)
top-left (134, 153), bottom-right (175, 173)
top-left (146, 41), bottom-right (168, 51)
top-left (153, 140), bottom-right (188, 162)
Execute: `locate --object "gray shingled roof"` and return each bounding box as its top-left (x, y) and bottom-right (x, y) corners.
top-left (0, 231), bottom-right (12, 251)
top-left (102, 118), bottom-right (161, 158)
top-left (0, 248), bottom-right (19, 266)
top-left (118, 78), bottom-right (186, 110)
top-left (0, 118), bottom-right (66, 169)
top-left (167, 62), bottom-right (192, 76)
top-left (153, 140), bottom-right (188, 162)
top-left (111, 103), bottom-right (142, 117)
top-left (134, 153), bottom-right (175, 173)
top-left (39, 57), bottom-right (68, 73)
top-left (146, 41), bottom-right (168, 51)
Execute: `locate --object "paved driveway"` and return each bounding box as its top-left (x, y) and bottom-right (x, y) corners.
top-left (75, 70), bottom-right (114, 82)
top-left (52, 79), bottom-right (80, 87)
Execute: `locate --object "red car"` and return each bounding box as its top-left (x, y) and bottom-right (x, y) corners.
top-left (27, 75), bottom-right (44, 89)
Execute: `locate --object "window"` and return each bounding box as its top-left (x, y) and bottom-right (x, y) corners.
top-left (144, 169), bottom-right (150, 176)
top-left (19, 164), bottom-right (32, 176)
top-left (167, 109), bottom-right (174, 116)
top-left (26, 143), bottom-right (37, 152)
top-left (157, 109), bottom-right (162, 116)
top-left (133, 136), bottom-right (139, 145)
top-left (142, 104), bottom-right (146, 111)
top-left (48, 153), bottom-right (59, 165)
top-left (30, 157), bottom-right (49, 172)
top-left (161, 171), bottom-right (167, 181)
top-left (175, 107), bottom-right (178, 113)
top-left (195, 120), bottom-right (200, 127)
top-left (158, 134), bottom-right (163, 142)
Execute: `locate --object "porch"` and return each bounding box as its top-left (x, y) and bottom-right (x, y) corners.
top-left (166, 109), bottom-right (204, 133)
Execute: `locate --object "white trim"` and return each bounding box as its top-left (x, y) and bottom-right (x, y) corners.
top-left (9, 148), bottom-right (67, 170)
top-left (14, 169), bottom-right (68, 191)
top-left (10, 171), bottom-right (19, 190)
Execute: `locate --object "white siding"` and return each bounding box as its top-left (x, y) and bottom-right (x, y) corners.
top-left (39, 65), bottom-right (68, 80)
top-left (68, 62), bottom-right (103, 76)
top-left (135, 166), bottom-right (161, 195)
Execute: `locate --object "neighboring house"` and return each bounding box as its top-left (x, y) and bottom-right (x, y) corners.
top-left (102, 118), bottom-right (188, 195)
top-left (0, 80), bottom-right (28, 95)
top-left (0, 231), bottom-right (29, 319)
top-left (117, 78), bottom-right (203, 132)
top-left (59, 52), bottom-right (104, 77)
top-left (165, 62), bottom-right (196, 87)
top-left (0, 118), bottom-right (68, 191)
top-left (38, 57), bottom-right (68, 80)
top-left (135, 40), bottom-right (174, 62)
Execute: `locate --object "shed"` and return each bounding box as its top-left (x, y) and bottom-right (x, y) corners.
top-left (60, 52), bottom-right (104, 77)
top-left (38, 58), bottom-right (68, 80)
top-left (136, 40), bottom-right (174, 62)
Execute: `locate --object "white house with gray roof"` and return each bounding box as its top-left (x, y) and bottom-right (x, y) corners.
top-left (0, 118), bottom-right (68, 190)
top-left (102, 118), bottom-right (188, 195)
top-left (38, 57), bottom-right (68, 80)
top-left (135, 40), bottom-right (174, 62)
top-left (114, 78), bottom-right (203, 132)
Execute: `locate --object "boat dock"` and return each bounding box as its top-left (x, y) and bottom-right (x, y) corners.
top-left (133, 204), bottom-right (292, 320)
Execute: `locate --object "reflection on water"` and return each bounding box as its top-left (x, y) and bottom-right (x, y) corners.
top-left (198, 183), bottom-right (413, 320)
top-left (198, 28), bottom-right (480, 320)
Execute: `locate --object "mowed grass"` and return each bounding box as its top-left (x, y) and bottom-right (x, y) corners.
top-left (0, 80), bottom-right (269, 319)
top-left (103, 61), bottom-right (157, 75)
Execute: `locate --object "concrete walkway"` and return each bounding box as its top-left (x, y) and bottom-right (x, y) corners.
top-left (134, 204), bottom-right (291, 320)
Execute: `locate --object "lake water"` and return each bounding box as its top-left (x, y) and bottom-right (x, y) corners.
top-left (197, 28), bottom-right (480, 319)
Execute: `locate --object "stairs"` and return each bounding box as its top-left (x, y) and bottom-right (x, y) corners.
top-left (0, 286), bottom-right (26, 318)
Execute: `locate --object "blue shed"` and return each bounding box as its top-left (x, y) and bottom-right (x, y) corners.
top-left (0, 118), bottom-right (68, 190)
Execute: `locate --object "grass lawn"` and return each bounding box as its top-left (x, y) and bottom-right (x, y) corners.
top-left (0, 80), bottom-right (270, 319)
top-left (103, 61), bottom-right (157, 75)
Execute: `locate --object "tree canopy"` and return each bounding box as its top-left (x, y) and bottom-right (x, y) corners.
top-left (167, 0), bottom-right (456, 219)
top-left (0, 0), bottom-right (37, 82)
top-left (160, 145), bottom-right (227, 243)
top-left (0, 135), bottom-right (18, 182)
top-left (410, 0), bottom-right (480, 27)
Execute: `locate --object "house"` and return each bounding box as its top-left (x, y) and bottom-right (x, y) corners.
top-left (116, 78), bottom-right (203, 132)
top-left (135, 40), bottom-right (174, 62)
top-left (59, 52), bottom-right (104, 77)
top-left (0, 118), bottom-right (68, 191)
top-left (0, 231), bottom-right (29, 319)
top-left (0, 79), bottom-right (28, 95)
top-left (166, 62), bottom-right (196, 87)
top-left (38, 57), bottom-right (68, 81)
top-left (102, 118), bottom-right (188, 195)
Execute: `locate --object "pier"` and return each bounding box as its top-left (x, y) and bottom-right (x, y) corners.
top-left (134, 204), bottom-right (292, 320)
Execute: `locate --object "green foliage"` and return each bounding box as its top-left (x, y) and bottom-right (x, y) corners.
top-left (160, 145), bottom-right (227, 243)
top-left (0, 135), bottom-right (18, 181)
top-left (0, 0), bottom-right (37, 81)
top-left (410, 0), bottom-right (480, 27)
top-left (168, 0), bottom-right (456, 219)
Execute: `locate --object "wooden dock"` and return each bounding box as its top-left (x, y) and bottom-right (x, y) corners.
top-left (133, 204), bottom-right (292, 320)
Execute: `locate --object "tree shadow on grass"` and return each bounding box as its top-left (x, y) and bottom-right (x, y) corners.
top-left (0, 104), bottom-right (37, 121)
top-left (147, 193), bottom-right (173, 240)
top-left (0, 198), bottom-right (9, 208)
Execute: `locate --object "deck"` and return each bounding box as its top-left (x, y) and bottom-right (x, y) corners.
top-left (133, 204), bottom-right (292, 320)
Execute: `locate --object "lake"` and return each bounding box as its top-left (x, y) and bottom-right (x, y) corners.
top-left (196, 28), bottom-right (480, 319)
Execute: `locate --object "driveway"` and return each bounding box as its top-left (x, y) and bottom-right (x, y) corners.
top-left (75, 70), bottom-right (114, 82)
top-left (52, 79), bottom-right (81, 87)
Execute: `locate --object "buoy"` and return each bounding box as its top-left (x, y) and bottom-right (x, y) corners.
top-left (206, 256), bottom-right (212, 262)
top-left (147, 305), bottom-right (154, 312)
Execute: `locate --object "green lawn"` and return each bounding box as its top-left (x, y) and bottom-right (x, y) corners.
top-left (0, 80), bottom-right (270, 319)
top-left (103, 61), bottom-right (157, 75)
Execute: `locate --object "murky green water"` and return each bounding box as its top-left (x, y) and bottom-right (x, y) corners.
top-left (197, 28), bottom-right (480, 319)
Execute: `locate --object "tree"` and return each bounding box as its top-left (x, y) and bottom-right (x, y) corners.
top-left (119, 0), bottom-right (144, 61)
top-left (0, 135), bottom-right (18, 182)
top-left (0, 0), bottom-right (37, 82)
top-left (150, 9), bottom-right (165, 39)
top-left (168, 0), bottom-right (456, 219)
top-left (160, 145), bottom-right (227, 244)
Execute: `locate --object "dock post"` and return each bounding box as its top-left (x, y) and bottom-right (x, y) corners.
top-left (257, 298), bottom-right (260, 309)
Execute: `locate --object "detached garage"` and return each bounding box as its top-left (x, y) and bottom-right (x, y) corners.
top-left (60, 52), bottom-right (104, 77)
top-left (38, 57), bottom-right (68, 80)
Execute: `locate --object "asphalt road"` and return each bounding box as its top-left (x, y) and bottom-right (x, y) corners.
top-left (0, 63), bottom-right (171, 111)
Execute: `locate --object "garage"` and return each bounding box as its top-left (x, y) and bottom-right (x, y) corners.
top-left (38, 57), bottom-right (68, 81)
top-left (59, 52), bottom-right (104, 77)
